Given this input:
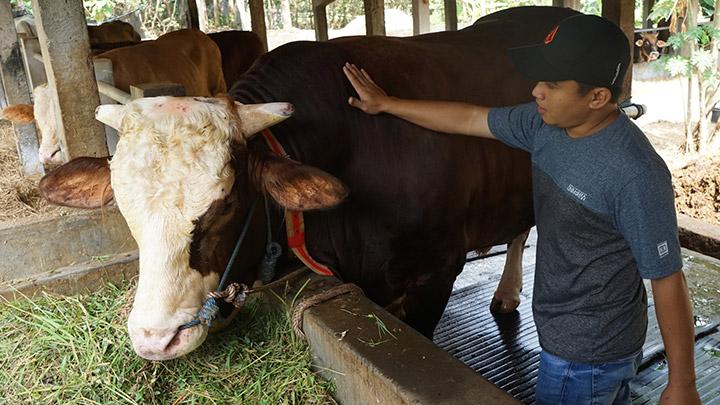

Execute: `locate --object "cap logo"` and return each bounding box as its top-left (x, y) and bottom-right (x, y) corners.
top-left (611, 62), bottom-right (622, 85)
top-left (544, 26), bottom-right (559, 44)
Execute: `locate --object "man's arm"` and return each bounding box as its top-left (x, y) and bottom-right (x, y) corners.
top-left (651, 270), bottom-right (700, 405)
top-left (342, 63), bottom-right (496, 139)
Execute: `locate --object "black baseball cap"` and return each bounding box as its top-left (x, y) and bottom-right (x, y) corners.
top-left (508, 14), bottom-right (630, 89)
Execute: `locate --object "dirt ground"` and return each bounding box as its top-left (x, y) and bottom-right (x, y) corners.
top-left (631, 62), bottom-right (720, 226)
top-left (0, 57), bottom-right (717, 227)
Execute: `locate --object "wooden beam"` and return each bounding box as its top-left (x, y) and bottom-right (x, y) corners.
top-left (186, 0), bottom-right (200, 29)
top-left (444, 0), bottom-right (457, 31)
top-left (313, 5), bottom-right (329, 41)
top-left (603, 0), bottom-right (635, 101)
top-left (412, 0), bottom-right (430, 35)
top-left (364, 0), bottom-right (385, 36)
top-left (249, 0), bottom-right (268, 51)
top-left (31, 0), bottom-right (108, 161)
top-left (0, 1), bottom-right (43, 175)
top-left (129, 82), bottom-right (186, 99)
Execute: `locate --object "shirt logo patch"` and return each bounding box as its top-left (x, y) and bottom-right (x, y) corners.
top-left (657, 241), bottom-right (669, 258)
top-left (566, 184), bottom-right (587, 201)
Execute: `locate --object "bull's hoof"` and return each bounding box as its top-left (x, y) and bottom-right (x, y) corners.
top-left (489, 296), bottom-right (520, 315)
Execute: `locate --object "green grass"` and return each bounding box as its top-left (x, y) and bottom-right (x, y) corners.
top-left (0, 282), bottom-right (335, 404)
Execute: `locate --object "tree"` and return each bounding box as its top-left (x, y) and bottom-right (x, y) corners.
top-left (655, 0), bottom-right (720, 152)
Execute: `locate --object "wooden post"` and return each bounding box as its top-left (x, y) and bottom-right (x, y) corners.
top-left (313, 1), bottom-right (329, 42)
top-left (0, 0), bottom-right (43, 175)
top-left (186, 0), bottom-right (200, 29)
top-left (444, 0), bottom-right (457, 31)
top-left (412, 0), bottom-right (430, 35)
top-left (553, 0), bottom-right (582, 9)
top-left (642, 0), bottom-right (656, 28)
top-left (249, 0), bottom-right (268, 51)
top-left (31, 0), bottom-right (108, 161)
top-left (364, 0), bottom-right (385, 36)
top-left (603, 0), bottom-right (635, 101)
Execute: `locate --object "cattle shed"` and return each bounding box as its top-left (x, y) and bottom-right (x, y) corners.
top-left (6, 0), bottom-right (716, 404)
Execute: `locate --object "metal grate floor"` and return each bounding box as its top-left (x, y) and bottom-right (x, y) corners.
top-left (434, 264), bottom-right (720, 404)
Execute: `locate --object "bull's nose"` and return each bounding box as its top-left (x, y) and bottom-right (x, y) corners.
top-left (129, 326), bottom-right (203, 361)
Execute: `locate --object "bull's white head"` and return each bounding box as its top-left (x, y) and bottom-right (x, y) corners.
top-left (39, 96), bottom-right (348, 360)
top-left (100, 96), bottom-right (296, 360)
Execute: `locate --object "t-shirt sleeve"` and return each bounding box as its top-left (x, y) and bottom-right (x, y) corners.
top-left (487, 102), bottom-right (544, 153)
top-left (614, 171), bottom-right (683, 279)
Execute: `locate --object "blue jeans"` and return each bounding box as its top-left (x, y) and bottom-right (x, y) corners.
top-left (535, 349), bottom-right (643, 405)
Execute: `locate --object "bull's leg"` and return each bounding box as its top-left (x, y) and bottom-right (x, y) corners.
top-left (384, 252), bottom-right (466, 338)
top-left (490, 229), bottom-right (530, 314)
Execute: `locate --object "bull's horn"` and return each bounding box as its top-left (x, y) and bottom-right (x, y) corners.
top-left (95, 104), bottom-right (126, 130)
top-left (233, 101), bottom-right (294, 140)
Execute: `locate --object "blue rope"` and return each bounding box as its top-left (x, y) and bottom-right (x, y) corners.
top-left (179, 197), bottom-right (259, 330)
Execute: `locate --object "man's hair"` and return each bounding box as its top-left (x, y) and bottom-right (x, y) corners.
top-left (577, 82), bottom-right (621, 104)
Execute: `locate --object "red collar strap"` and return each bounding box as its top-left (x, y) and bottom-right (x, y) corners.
top-left (261, 129), bottom-right (334, 276)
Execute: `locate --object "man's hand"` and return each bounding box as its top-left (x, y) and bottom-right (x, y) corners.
top-left (343, 63), bottom-right (390, 115)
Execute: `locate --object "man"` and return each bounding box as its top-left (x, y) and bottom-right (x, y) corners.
top-left (343, 13), bottom-right (699, 405)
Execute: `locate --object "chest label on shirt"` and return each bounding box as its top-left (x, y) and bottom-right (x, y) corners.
top-left (566, 184), bottom-right (588, 201)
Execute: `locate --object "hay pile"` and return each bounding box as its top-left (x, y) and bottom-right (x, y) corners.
top-left (0, 122), bottom-right (75, 224)
top-left (673, 155), bottom-right (720, 225)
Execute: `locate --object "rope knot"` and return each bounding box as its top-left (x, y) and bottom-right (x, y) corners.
top-left (208, 282), bottom-right (249, 308)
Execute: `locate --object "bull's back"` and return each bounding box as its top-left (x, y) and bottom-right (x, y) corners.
top-left (237, 7), bottom-right (577, 248)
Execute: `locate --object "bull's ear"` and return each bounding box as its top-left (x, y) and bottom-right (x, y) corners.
top-left (233, 101), bottom-right (294, 140)
top-left (656, 40), bottom-right (667, 48)
top-left (95, 104), bottom-right (126, 130)
top-left (635, 39), bottom-right (644, 47)
top-left (257, 155), bottom-right (348, 211)
top-left (2, 104), bottom-right (35, 123)
top-left (39, 157), bottom-right (113, 208)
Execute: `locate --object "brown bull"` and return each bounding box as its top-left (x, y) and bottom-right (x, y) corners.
top-left (39, 6), bottom-right (578, 360)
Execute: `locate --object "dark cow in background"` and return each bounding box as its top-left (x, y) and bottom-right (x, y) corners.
top-left (39, 6), bottom-right (577, 360)
top-left (633, 18), bottom-right (671, 62)
top-left (208, 31), bottom-right (265, 88)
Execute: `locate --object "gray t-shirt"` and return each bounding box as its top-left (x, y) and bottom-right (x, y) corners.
top-left (488, 102), bottom-right (682, 364)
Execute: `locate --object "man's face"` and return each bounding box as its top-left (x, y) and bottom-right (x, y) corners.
top-left (531, 80), bottom-right (593, 129)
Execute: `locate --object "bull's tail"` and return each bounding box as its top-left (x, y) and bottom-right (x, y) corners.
top-left (1, 104), bottom-right (35, 123)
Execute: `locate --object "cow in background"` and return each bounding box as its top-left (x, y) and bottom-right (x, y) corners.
top-left (633, 18), bottom-right (672, 63)
top-left (2, 29), bottom-right (228, 165)
top-left (15, 17), bottom-right (142, 50)
top-left (208, 31), bottom-right (265, 88)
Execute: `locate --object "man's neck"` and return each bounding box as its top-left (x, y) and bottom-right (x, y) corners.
top-left (566, 107), bottom-right (620, 138)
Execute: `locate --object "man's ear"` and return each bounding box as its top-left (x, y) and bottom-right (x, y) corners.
top-left (39, 157), bottom-right (113, 208)
top-left (255, 155), bottom-right (348, 211)
top-left (588, 87), bottom-right (613, 110)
